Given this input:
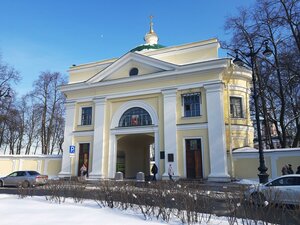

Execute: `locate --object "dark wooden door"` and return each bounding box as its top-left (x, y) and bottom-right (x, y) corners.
top-left (77, 143), bottom-right (90, 177)
top-left (186, 139), bottom-right (202, 179)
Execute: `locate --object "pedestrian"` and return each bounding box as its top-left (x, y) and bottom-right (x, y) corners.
top-left (287, 164), bottom-right (294, 174)
top-left (296, 166), bottom-right (300, 174)
top-left (168, 164), bottom-right (174, 181)
top-left (151, 163), bottom-right (158, 181)
top-left (80, 163), bottom-right (87, 179)
top-left (281, 165), bottom-right (288, 175)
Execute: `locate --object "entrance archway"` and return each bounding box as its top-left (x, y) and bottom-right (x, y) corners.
top-left (116, 133), bottom-right (154, 179)
top-left (108, 100), bottom-right (160, 178)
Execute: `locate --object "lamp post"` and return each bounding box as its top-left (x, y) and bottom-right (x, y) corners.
top-left (232, 40), bottom-right (272, 184)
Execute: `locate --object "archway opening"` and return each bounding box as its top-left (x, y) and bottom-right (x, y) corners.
top-left (116, 133), bottom-right (154, 179)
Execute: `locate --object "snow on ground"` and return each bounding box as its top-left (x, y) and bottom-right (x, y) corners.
top-left (235, 179), bottom-right (259, 185)
top-left (0, 194), bottom-right (232, 225)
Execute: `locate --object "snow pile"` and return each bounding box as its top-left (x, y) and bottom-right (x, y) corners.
top-left (0, 194), bottom-right (234, 225)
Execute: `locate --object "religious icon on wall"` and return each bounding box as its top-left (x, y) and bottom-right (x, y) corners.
top-left (131, 115), bottom-right (139, 126)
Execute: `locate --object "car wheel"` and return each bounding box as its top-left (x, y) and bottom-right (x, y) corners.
top-left (250, 192), bottom-right (266, 206)
top-left (0, 180), bottom-right (3, 187)
top-left (21, 181), bottom-right (30, 188)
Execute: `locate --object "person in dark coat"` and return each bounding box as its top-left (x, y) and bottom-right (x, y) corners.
top-left (296, 166), bottom-right (300, 174)
top-left (151, 163), bottom-right (158, 181)
top-left (287, 164), bottom-right (294, 174)
top-left (281, 165), bottom-right (288, 175)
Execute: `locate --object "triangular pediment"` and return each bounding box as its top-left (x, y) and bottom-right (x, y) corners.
top-left (87, 52), bottom-right (177, 83)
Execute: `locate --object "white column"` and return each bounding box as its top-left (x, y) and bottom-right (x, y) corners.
top-left (162, 88), bottom-right (178, 179)
top-left (154, 130), bottom-right (160, 179)
top-left (204, 83), bottom-right (230, 182)
top-left (59, 101), bottom-right (76, 177)
top-left (108, 133), bottom-right (117, 178)
top-left (89, 97), bottom-right (106, 179)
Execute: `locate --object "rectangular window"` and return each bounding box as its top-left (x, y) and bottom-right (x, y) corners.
top-left (182, 93), bottom-right (201, 117)
top-left (81, 107), bottom-right (92, 125)
top-left (186, 139), bottom-right (201, 151)
top-left (230, 97), bottom-right (243, 118)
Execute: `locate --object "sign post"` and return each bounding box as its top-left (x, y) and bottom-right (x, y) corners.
top-left (69, 145), bottom-right (75, 179)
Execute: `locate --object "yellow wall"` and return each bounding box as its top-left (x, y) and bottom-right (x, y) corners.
top-left (0, 156), bottom-right (62, 177)
top-left (233, 149), bottom-right (300, 180)
top-left (177, 129), bottom-right (210, 177)
top-left (0, 160), bottom-right (14, 175)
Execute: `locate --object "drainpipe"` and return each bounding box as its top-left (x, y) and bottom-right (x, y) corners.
top-left (226, 64), bottom-right (235, 178)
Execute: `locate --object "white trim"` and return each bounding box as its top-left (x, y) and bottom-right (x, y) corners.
top-left (37, 160), bottom-right (42, 173)
top-left (111, 125), bottom-right (158, 135)
top-left (229, 84), bottom-right (250, 93)
top-left (60, 59), bottom-right (229, 93)
top-left (182, 137), bottom-right (204, 178)
top-left (177, 123), bottom-right (208, 131)
top-left (228, 125), bottom-right (254, 131)
top-left (72, 131), bottom-right (94, 137)
top-left (66, 79), bottom-right (220, 103)
top-left (110, 100), bottom-right (159, 129)
top-left (87, 52), bottom-right (177, 83)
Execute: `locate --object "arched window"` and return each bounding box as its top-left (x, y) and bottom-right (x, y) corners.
top-left (119, 107), bottom-right (152, 127)
top-left (129, 67), bottom-right (139, 76)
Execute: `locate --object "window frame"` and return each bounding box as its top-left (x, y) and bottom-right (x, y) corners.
top-left (181, 92), bottom-right (202, 118)
top-left (230, 96), bottom-right (244, 118)
top-left (80, 106), bottom-right (93, 126)
top-left (118, 107), bottom-right (152, 127)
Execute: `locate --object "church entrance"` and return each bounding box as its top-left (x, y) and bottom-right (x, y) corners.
top-left (116, 133), bottom-right (154, 179)
top-left (185, 139), bottom-right (203, 179)
top-left (77, 143), bottom-right (90, 177)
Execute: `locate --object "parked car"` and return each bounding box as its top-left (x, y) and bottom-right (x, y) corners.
top-left (0, 171), bottom-right (48, 188)
top-left (245, 174), bottom-right (300, 206)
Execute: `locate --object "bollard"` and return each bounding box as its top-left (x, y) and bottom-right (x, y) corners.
top-left (115, 172), bottom-right (123, 181)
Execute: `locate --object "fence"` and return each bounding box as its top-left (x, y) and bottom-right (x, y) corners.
top-left (231, 147), bottom-right (300, 181)
top-left (0, 155), bottom-right (62, 178)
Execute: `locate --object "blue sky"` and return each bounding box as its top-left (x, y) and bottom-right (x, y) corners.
top-left (0, 0), bottom-right (254, 95)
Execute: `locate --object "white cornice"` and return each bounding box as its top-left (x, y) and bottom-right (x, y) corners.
top-left (60, 58), bottom-right (230, 93)
top-left (87, 52), bottom-right (178, 84)
top-left (110, 125), bottom-right (158, 135)
top-left (66, 79), bottom-right (221, 102)
top-left (177, 123), bottom-right (208, 131)
top-left (72, 131), bottom-right (94, 137)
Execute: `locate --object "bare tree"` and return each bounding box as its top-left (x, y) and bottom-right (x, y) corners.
top-left (224, 0), bottom-right (300, 148)
top-left (0, 56), bottom-right (20, 153)
top-left (31, 71), bottom-right (66, 155)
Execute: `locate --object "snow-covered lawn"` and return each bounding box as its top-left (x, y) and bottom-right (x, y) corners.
top-left (0, 194), bottom-right (233, 225)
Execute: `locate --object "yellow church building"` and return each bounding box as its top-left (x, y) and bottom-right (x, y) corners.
top-left (59, 20), bottom-right (253, 182)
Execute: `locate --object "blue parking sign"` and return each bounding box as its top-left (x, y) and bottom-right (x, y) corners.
top-left (69, 145), bottom-right (75, 154)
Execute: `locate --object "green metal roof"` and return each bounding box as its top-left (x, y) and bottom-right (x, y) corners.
top-left (130, 44), bottom-right (165, 52)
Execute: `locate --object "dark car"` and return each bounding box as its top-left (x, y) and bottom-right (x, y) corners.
top-left (0, 170), bottom-right (48, 188)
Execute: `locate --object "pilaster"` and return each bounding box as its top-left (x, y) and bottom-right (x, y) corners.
top-left (59, 101), bottom-right (76, 177)
top-left (89, 97), bottom-right (106, 179)
top-left (162, 88), bottom-right (178, 179)
top-left (204, 83), bottom-right (230, 182)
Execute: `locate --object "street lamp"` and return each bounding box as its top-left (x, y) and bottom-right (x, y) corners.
top-left (232, 40), bottom-right (272, 184)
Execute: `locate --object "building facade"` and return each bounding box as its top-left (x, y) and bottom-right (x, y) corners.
top-left (59, 22), bottom-right (254, 181)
